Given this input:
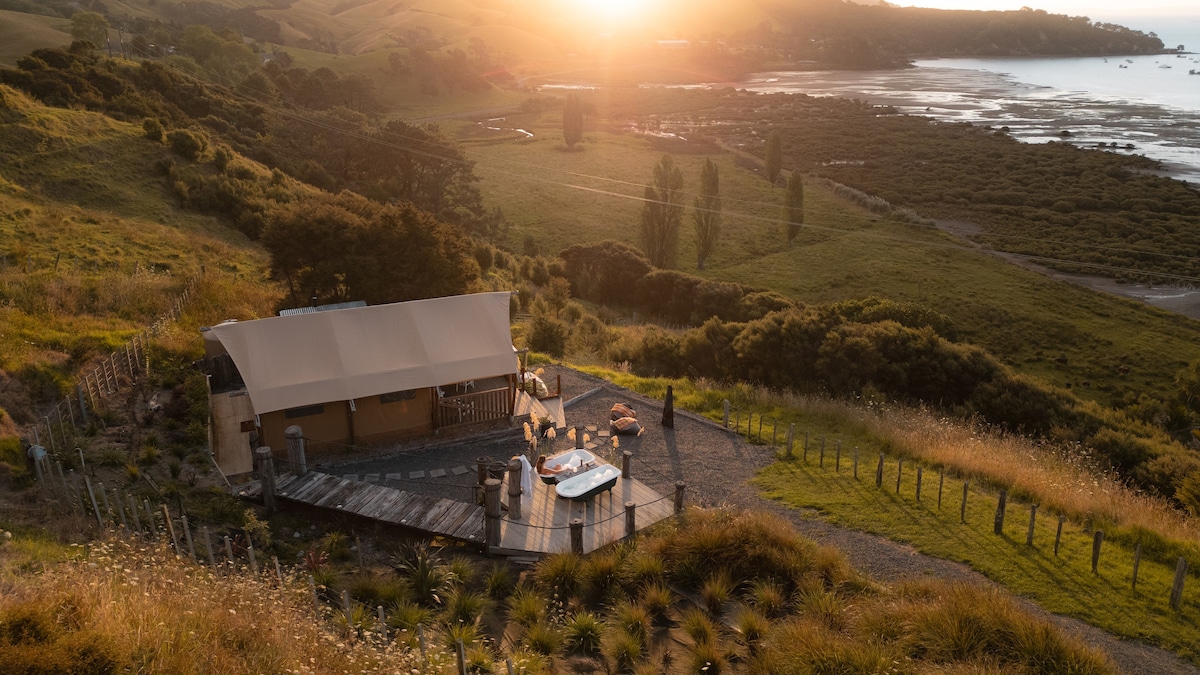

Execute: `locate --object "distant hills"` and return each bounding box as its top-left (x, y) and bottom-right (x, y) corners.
top-left (0, 0), bottom-right (1167, 75)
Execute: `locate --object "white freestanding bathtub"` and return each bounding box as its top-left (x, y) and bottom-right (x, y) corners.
top-left (555, 464), bottom-right (619, 501)
top-left (538, 449), bottom-right (596, 484)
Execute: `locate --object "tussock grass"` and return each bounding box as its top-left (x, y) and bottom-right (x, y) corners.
top-left (0, 536), bottom-right (419, 673)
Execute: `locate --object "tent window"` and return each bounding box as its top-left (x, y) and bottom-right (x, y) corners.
top-left (380, 390), bottom-right (418, 404)
top-left (285, 404), bottom-right (325, 419)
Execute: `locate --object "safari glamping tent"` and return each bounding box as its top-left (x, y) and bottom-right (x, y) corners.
top-left (202, 292), bottom-right (520, 476)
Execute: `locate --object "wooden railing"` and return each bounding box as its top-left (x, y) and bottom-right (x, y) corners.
top-left (437, 386), bottom-right (511, 429)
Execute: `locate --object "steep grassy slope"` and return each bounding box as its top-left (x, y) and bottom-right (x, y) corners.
top-left (0, 10), bottom-right (69, 66)
top-left (0, 84), bottom-right (274, 424)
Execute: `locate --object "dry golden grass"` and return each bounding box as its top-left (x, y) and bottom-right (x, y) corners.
top-left (750, 386), bottom-right (1200, 545)
top-left (0, 536), bottom-right (420, 674)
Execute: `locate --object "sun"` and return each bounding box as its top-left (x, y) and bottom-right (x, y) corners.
top-left (573, 0), bottom-right (644, 21)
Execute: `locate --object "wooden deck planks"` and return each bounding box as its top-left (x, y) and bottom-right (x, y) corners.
top-left (236, 467), bottom-right (668, 554)
top-left (495, 469), bottom-right (673, 555)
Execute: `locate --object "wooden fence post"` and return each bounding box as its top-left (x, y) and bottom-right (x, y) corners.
top-left (1026, 504), bottom-right (1037, 547)
top-left (853, 447), bottom-right (859, 479)
top-left (128, 494), bottom-right (142, 533)
top-left (224, 535), bottom-right (234, 569)
top-left (113, 490), bottom-right (128, 530)
top-left (83, 475), bottom-right (103, 528)
top-left (285, 425), bottom-right (307, 476)
top-left (162, 505), bottom-right (180, 555)
top-left (875, 453), bottom-right (885, 487)
top-left (203, 526), bottom-right (217, 572)
top-left (1054, 516), bottom-right (1065, 556)
top-left (1091, 531), bottom-right (1104, 574)
top-left (1170, 557), bottom-right (1188, 610)
top-left (722, 400), bottom-right (730, 428)
top-left (835, 440), bottom-right (841, 472)
top-left (256, 448), bottom-right (276, 513)
top-left (506, 458), bottom-right (523, 521)
top-left (818, 437), bottom-right (825, 468)
top-left (785, 423), bottom-right (794, 459)
top-left (484, 479), bottom-right (502, 549)
top-left (937, 472), bottom-right (944, 509)
top-left (673, 481), bottom-right (686, 514)
top-left (477, 457), bottom-right (490, 487)
top-left (895, 458), bottom-right (903, 494)
top-left (181, 515), bottom-right (195, 559)
top-left (570, 518), bottom-right (584, 555)
top-left (456, 639), bottom-right (467, 675)
top-left (960, 481), bottom-right (969, 524)
top-left (915, 467), bottom-right (923, 502)
top-left (803, 431), bottom-right (809, 462)
top-left (1132, 544), bottom-right (1142, 591)
top-left (994, 489), bottom-right (1007, 535)
top-left (621, 451), bottom-right (632, 479)
top-left (248, 542), bottom-right (258, 575)
top-left (625, 501), bottom-right (636, 537)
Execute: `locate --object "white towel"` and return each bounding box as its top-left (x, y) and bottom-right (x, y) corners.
top-left (518, 454), bottom-right (534, 505)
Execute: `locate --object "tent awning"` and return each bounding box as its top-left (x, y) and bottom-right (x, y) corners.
top-left (208, 292), bottom-right (517, 415)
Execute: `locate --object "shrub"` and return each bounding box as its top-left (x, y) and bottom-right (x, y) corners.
top-left (386, 600), bottom-right (433, 632)
top-left (484, 563), bottom-right (514, 600)
top-left (680, 607), bottom-right (716, 645)
top-left (533, 553), bottom-right (582, 600)
top-left (600, 627), bottom-right (642, 673)
top-left (166, 128), bottom-right (208, 160)
top-left (394, 544), bottom-right (456, 607)
top-left (609, 601), bottom-right (650, 644)
top-left (142, 117), bottom-right (164, 142)
top-left (506, 587), bottom-right (549, 628)
top-left (701, 571), bottom-right (735, 615)
top-left (442, 588), bottom-right (490, 627)
top-left (562, 611), bottom-right (604, 654)
top-left (523, 621), bottom-right (561, 656)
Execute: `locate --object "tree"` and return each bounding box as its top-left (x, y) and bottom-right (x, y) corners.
top-left (765, 130), bottom-right (782, 185)
top-left (563, 93), bottom-right (583, 148)
top-left (692, 158), bottom-right (721, 270)
top-left (69, 12), bottom-right (109, 50)
top-left (639, 154), bottom-right (685, 269)
top-left (782, 172), bottom-right (804, 244)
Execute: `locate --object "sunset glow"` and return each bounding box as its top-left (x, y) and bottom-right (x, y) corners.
top-left (573, 0), bottom-right (644, 21)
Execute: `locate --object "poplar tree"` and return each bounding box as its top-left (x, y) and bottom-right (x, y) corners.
top-left (640, 154), bottom-right (684, 268)
top-left (693, 158), bottom-right (721, 270)
top-left (783, 172), bottom-right (805, 244)
top-left (765, 130), bottom-right (783, 185)
top-left (563, 94), bottom-right (583, 148)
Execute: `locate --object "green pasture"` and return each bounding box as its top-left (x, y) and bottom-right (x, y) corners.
top-left (468, 109), bottom-right (1200, 405)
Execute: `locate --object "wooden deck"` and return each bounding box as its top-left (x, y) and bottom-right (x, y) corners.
top-left (235, 472), bottom-right (485, 544)
top-left (497, 470), bottom-right (675, 555)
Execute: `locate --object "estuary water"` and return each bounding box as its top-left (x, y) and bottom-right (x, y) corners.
top-left (739, 16), bottom-right (1200, 183)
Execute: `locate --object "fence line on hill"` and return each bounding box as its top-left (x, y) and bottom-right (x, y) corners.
top-left (22, 275), bottom-right (199, 456)
top-left (719, 399), bottom-right (1195, 615)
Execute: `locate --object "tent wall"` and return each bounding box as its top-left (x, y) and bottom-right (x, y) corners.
top-left (259, 389), bottom-right (436, 453)
top-left (354, 389), bottom-right (434, 442)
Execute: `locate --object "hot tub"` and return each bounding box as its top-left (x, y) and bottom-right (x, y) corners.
top-left (556, 464), bottom-right (619, 502)
top-left (538, 449), bottom-right (596, 484)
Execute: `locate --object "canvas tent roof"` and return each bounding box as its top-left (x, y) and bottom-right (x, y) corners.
top-left (207, 292), bottom-right (517, 415)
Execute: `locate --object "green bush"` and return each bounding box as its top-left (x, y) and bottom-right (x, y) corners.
top-left (166, 128), bottom-right (208, 161)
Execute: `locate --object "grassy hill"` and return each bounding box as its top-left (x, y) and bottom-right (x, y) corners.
top-left (0, 10), bottom-right (69, 66)
top-left (0, 83), bottom-right (275, 424)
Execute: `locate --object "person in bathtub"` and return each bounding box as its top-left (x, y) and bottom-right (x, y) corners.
top-left (535, 455), bottom-right (568, 479)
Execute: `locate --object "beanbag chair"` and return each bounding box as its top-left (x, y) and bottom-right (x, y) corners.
top-left (611, 403), bottom-right (636, 420)
top-left (611, 416), bottom-right (643, 436)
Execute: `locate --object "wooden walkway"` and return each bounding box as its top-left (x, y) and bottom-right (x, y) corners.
top-left (497, 471), bottom-right (675, 555)
top-left (235, 472), bottom-right (485, 544)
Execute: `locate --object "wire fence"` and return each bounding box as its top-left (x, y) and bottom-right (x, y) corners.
top-left (716, 397), bottom-right (1196, 616)
top-left (23, 276), bottom-right (199, 454)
